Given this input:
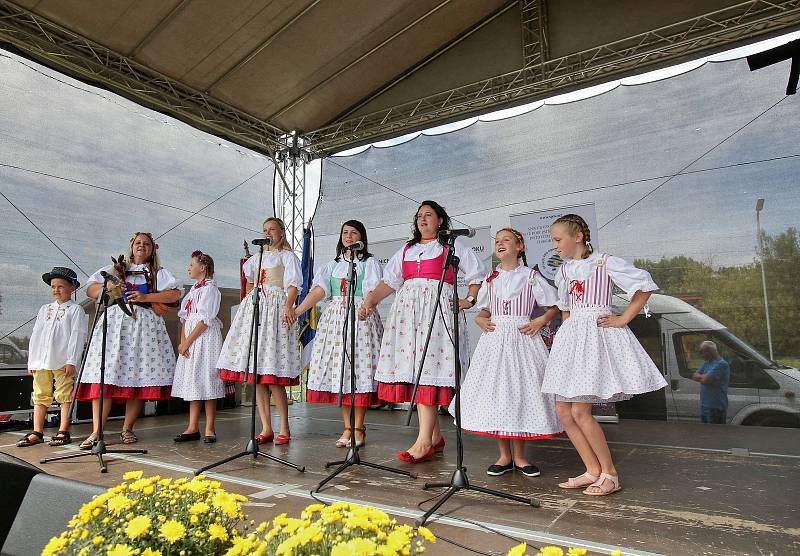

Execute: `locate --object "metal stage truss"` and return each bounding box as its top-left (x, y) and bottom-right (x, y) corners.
top-left (1, 0), bottom-right (799, 215)
top-left (306, 0), bottom-right (800, 154)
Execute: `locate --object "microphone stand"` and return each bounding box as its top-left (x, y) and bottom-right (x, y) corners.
top-left (196, 240), bottom-right (305, 475)
top-left (64, 293), bottom-right (103, 425)
top-left (406, 236), bottom-right (540, 525)
top-left (315, 250), bottom-right (416, 492)
top-left (41, 275), bottom-right (147, 473)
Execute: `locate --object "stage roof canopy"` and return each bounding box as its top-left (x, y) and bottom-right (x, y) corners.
top-left (1, 0), bottom-right (798, 155)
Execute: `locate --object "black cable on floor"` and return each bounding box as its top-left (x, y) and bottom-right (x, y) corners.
top-left (416, 486), bottom-right (543, 556)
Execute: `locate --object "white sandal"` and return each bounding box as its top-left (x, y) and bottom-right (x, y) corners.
top-left (335, 428), bottom-right (351, 448)
top-left (583, 473), bottom-right (622, 496)
top-left (558, 472), bottom-right (599, 489)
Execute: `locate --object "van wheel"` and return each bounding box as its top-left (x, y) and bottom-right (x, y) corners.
top-left (747, 413), bottom-right (800, 428)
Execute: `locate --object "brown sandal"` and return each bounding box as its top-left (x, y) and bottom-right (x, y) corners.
top-left (353, 426), bottom-right (366, 448)
top-left (48, 430), bottom-right (72, 446)
top-left (120, 428), bottom-right (138, 444)
top-left (79, 432), bottom-right (98, 450)
top-left (17, 431), bottom-right (44, 447)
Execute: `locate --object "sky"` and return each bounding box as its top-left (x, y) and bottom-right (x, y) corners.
top-left (2, 34), bottom-right (800, 341)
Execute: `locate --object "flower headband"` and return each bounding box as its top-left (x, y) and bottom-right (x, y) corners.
top-left (130, 232), bottom-right (159, 250)
top-left (191, 250), bottom-right (203, 258)
top-left (500, 227), bottom-right (525, 249)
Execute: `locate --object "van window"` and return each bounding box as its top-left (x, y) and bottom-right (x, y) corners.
top-left (628, 315), bottom-right (662, 371)
top-left (674, 332), bottom-right (779, 389)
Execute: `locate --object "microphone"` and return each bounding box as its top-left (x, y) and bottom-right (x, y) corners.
top-left (252, 238), bottom-right (272, 246)
top-left (100, 271), bottom-right (120, 284)
top-left (438, 227), bottom-right (475, 239)
top-left (348, 241), bottom-right (366, 251)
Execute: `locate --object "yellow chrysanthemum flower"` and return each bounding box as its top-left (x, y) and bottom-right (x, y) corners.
top-left (508, 543), bottom-right (527, 556)
top-left (142, 549), bottom-right (163, 556)
top-left (92, 535), bottom-right (105, 545)
top-left (106, 544), bottom-right (136, 556)
top-left (331, 538), bottom-right (379, 556)
top-left (208, 522), bottom-right (229, 542)
top-left (159, 519), bottom-right (186, 544)
top-left (212, 491), bottom-right (240, 518)
top-left (537, 547), bottom-right (564, 556)
top-left (41, 536), bottom-right (69, 556)
top-left (567, 549), bottom-right (588, 556)
top-left (386, 529), bottom-right (410, 551)
top-left (417, 526), bottom-right (436, 544)
top-left (189, 501), bottom-right (210, 515)
top-left (123, 470), bottom-right (143, 481)
top-left (124, 515), bottom-right (151, 540)
top-left (106, 494), bottom-right (132, 515)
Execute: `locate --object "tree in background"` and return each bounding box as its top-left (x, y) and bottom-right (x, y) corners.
top-left (636, 227), bottom-right (799, 360)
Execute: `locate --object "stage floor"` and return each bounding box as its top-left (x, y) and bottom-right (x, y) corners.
top-left (3, 403), bottom-right (799, 555)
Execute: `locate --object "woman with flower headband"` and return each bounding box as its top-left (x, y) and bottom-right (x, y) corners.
top-left (77, 232), bottom-right (182, 449)
top-left (454, 228), bottom-right (563, 478)
top-left (172, 251), bottom-right (225, 443)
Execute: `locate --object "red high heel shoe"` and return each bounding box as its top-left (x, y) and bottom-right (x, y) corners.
top-left (396, 446), bottom-right (436, 463)
top-left (256, 433), bottom-right (274, 444)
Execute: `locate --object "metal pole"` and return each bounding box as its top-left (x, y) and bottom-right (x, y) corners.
top-left (756, 202), bottom-right (774, 360)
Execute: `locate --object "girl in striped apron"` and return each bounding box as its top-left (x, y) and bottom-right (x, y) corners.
top-left (543, 214), bottom-right (666, 496)
top-left (454, 228), bottom-right (563, 478)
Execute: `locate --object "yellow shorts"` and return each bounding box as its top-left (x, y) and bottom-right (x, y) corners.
top-left (31, 368), bottom-right (75, 406)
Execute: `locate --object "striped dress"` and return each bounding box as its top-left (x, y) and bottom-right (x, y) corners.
top-left (453, 265), bottom-right (563, 439)
top-left (542, 252), bottom-right (667, 403)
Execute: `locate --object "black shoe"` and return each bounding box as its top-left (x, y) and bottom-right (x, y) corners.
top-left (203, 435), bottom-right (217, 444)
top-left (173, 432), bottom-right (201, 442)
top-left (487, 462), bottom-right (514, 476)
top-left (517, 464), bottom-right (541, 477)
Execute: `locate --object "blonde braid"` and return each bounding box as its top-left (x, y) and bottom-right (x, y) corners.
top-left (553, 214), bottom-right (593, 254)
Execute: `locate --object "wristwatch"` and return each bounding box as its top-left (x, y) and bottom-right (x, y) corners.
top-left (465, 295), bottom-right (476, 306)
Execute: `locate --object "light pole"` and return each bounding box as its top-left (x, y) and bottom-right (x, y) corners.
top-left (755, 198), bottom-right (774, 361)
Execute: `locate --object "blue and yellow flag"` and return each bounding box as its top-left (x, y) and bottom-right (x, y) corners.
top-left (298, 227), bottom-right (318, 348)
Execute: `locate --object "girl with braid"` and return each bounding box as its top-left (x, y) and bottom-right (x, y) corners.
top-left (542, 214), bottom-right (666, 496)
top-left (454, 228), bottom-right (563, 478)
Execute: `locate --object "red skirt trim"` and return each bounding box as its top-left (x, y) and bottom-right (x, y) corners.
top-left (219, 369), bottom-right (300, 386)
top-left (378, 382), bottom-right (454, 406)
top-left (76, 383), bottom-right (172, 402)
top-left (462, 428), bottom-right (565, 441)
top-left (306, 389), bottom-right (378, 407)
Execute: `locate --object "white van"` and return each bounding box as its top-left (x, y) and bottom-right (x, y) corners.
top-left (617, 294), bottom-right (800, 427)
top-left (0, 338), bottom-right (27, 368)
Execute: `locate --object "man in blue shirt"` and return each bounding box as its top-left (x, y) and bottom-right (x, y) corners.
top-left (692, 341), bottom-right (730, 424)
